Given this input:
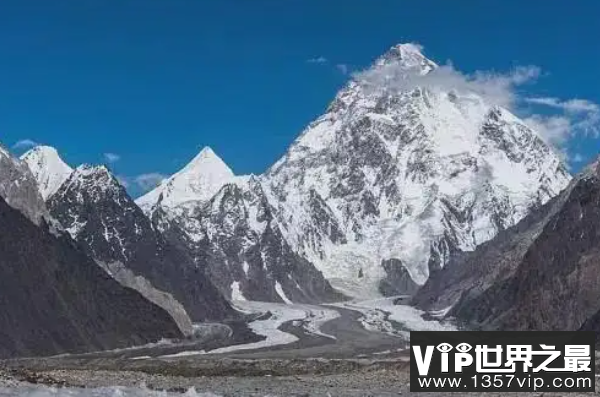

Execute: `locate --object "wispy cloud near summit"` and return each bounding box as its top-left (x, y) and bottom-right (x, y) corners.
top-left (353, 43), bottom-right (599, 156)
top-left (134, 173), bottom-right (166, 191)
top-left (103, 153), bottom-right (121, 163)
top-left (12, 139), bottom-right (39, 150)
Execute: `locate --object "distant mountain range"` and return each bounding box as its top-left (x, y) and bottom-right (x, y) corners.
top-left (0, 43), bottom-right (586, 357)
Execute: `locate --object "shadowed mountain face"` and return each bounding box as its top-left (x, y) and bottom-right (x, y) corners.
top-left (150, 178), bottom-right (344, 303)
top-left (47, 165), bottom-right (235, 322)
top-left (137, 146), bottom-right (342, 304)
top-left (415, 159), bottom-right (600, 332)
top-left (0, 197), bottom-right (182, 358)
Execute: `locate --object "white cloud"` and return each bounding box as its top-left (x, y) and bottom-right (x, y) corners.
top-left (523, 115), bottom-right (573, 146)
top-left (103, 153), bottom-right (121, 163)
top-left (526, 97), bottom-right (599, 114)
top-left (116, 175), bottom-right (130, 189)
top-left (524, 97), bottom-right (600, 143)
top-left (572, 153), bottom-right (585, 163)
top-left (353, 43), bottom-right (600, 161)
top-left (336, 64), bottom-right (349, 75)
top-left (307, 56), bottom-right (328, 64)
top-left (12, 139), bottom-right (39, 150)
top-left (354, 62), bottom-right (540, 109)
top-left (135, 173), bottom-right (167, 191)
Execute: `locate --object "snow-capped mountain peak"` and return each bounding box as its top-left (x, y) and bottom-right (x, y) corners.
top-left (262, 45), bottom-right (571, 296)
top-left (182, 146), bottom-right (232, 175)
top-left (375, 43), bottom-right (438, 72)
top-left (21, 145), bottom-right (73, 200)
top-left (58, 164), bottom-right (126, 206)
top-left (136, 146), bottom-right (236, 213)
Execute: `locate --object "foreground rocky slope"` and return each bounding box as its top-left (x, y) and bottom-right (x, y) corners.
top-left (139, 149), bottom-right (341, 303)
top-left (262, 44), bottom-right (570, 295)
top-left (0, 196), bottom-right (182, 358)
top-left (0, 145), bottom-right (186, 357)
top-left (47, 164), bottom-right (234, 322)
top-left (415, 158), bottom-right (600, 331)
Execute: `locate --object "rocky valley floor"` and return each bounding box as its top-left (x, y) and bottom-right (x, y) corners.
top-left (1, 298), bottom-right (595, 396)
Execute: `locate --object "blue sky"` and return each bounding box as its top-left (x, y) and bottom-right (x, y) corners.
top-left (1, 1), bottom-right (599, 197)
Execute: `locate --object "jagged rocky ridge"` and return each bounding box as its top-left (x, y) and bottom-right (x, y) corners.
top-left (150, 175), bottom-right (343, 302)
top-left (0, 149), bottom-right (182, 358)
top-left (139, 149), bottom-right (342, 303)
top-left (46, 164), bottom-right (235, 322)
top-left (415, 158), bottom-right (600, 331)
top-left (261, 43), bottom-right (571, 295)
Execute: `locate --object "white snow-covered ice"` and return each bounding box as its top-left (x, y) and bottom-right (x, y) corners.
top-left (136, 147), bottom-right (239, 213)
top-left (161, 301), bottom-right (340, 357)
top-left (332, 297), bottom-right (456, 339)
top-left (261, 43), bottom-right (571, 293)
top-left (21, 145), bottom-right (73, 200)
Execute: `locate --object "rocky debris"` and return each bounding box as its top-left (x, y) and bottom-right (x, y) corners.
top-left (4, 363), bottom-right (600, 396)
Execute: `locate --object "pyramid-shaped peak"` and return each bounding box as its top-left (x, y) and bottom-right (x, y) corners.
top-left (183, 146), bottom-right (233, 175)
top-left (197, 146), bottom-right (217, 158)
top-left (136, 146), bottom-right (236, 212)
top-left (375, 42), bottom-right (437, 72)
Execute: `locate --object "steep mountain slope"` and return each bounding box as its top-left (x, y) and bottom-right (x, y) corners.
top-left (21, 145), bottom-right (73, 200)
top-left (0, 147), bottom-right (182, 358)
top-left (412, 190), bottom-right (568, 314)
top-left (415, 159), bottom-right (600, 331)
top-left (0, 197), bottom-right (182, 358)
top-left (0, 146), bottom-right (47, 224)
top-left (151, 176), bottom-right (343, 303)
top-left (47, 164), bottom-right (235, 322)
top-left (261, 43), bottom-right (570, 295)
top-left (138, 149), bottom-right (341, 303)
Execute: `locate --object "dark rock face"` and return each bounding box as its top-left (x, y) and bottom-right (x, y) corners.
top-left (379, 259), bottom-right (420, 296)
top-left (412, 194), bottom-right (561, 314)
top-left (0, 197), bottom-right (182, 358)
top-left (152, 178), bottom-right (344, 303)
top-left (47, 165), bottom-right (234, 322)
top-left (415, 160), bottom-right (600, 332)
